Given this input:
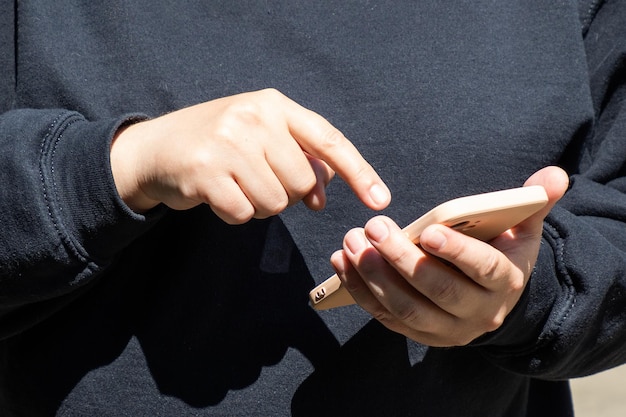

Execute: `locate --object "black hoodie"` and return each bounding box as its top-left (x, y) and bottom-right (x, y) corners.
top-left (0, 1), bottom-right (624, 416)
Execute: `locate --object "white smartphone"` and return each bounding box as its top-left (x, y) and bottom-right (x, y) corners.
top-left (309, 185), bottom-right (548, 310)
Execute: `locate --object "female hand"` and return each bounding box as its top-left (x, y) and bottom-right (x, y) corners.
top-left (331, 166), bottom-right (569, 346)
top-left (110, 88), bottom-right (390, 223)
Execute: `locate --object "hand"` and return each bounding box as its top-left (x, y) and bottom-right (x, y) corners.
top-left (330, 166), bottom-right (569, 347)
top-left (110, 88), bottom-right (390, 223)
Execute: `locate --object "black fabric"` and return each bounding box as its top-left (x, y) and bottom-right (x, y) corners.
top-left (1, 1), bottom-right (625, 416)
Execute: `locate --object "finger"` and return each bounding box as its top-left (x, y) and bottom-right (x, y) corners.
top-left (233, 157), bottom-right (290, 219)
top-left (281, 98), bottom-right (391, 210)
top-left (364, 216), bottom-right (486, 315)
top-left (330, 248), bottom-right (381, 307)
top-left (340, 228), bottom-right (413, 306)
top-left (264, 136), bottom-right (319, 206)
top-left (362, 215), bottom-right (449, 288)
top-left (519, 166), bottom-right (570, 230)
top-left (468, 166), bottom-right (569, 280)
top-left (340, 226), bottom-right (457, 334)
top-left (331, 248), bottom-right (423, 338)
top-left (202, 176), bottom-right (256, 224)
top-left (419, 166), bottom-right (570, 290)
top-left (419, 224), bottom-right (517, 293)
top-left (302, 155), bottom-right (335, 210)
top-left (485, 166), bottom-right (570, 280)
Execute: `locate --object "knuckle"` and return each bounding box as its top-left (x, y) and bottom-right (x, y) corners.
top-left (377, 233), bottom-right (412, 264)
top-left (477, 251), bottom-right (501, 282)
top-left (384, 248), bottom-right (410, 267)
top-left (319, 127), bottom-right (347, 151)
top-left (219, 206), bottom-right (255, 225)
top-left (264, 195), bottom-right (289, 216)
top-left (229, 206), bottom-right (255, 224)
top-left (471, 311), bottom-right (505, 335)
top-left (484, 311), bottom-right (506, 332)
top-left (349, 162), bottom-right (371, 186)
top-left (374, 304), bottom-right (427, 338)
top-left (258, 87), bottom-right (284, 101)
top-left (187, 150), bottom-right (214, 176)
top-left (508, 272), bottom-right (526, 293)
top-left (252, 187), bottom-right (290, 218)
top-left (221, 101), bottom-right (265, 130)
top-left (372, 308), bottom-right (391, 323)
top-left (204, 189), bottom-right (255, 225)
top-left (290, 171), bottom-right (317, 198)
top-left (431, 279), bottom-right (462, 306)
top-left (442, 236), bottom-right (465, 262)
top-left (396, 304), bottom-right (423, 325)
top-left (178, 183), bottom-right (199, 203)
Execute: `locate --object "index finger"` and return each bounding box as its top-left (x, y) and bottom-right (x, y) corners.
top-left (419, 224), bottom-right (516, 292)
top-left (284, 99), bottom-right (391, 210)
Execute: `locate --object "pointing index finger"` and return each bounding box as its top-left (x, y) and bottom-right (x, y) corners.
top-left (285, 100), bottom-right (391, 210)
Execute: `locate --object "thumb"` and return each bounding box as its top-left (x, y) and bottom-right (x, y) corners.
top-left (486, 166), bottom-right (569, 282)
top-left (523, 166), bottom-right (569, 222)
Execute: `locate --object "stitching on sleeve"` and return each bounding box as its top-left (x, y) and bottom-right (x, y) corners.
top-left (581, 0), bottom-right (605, 36)
top-left (39, 114), bottom-right (63, 245)
top-left (524, 221), bottom-right (577, 355)
top-left (39, 112), bottom-right (95, 280)
top-left (482, 220), bottom-right (578, 360)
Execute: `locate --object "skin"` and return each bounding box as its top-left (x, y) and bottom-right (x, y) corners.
top-left (110, 88), bottom-right (391, 223)
top-left (110, 88), bottom-right (568, 348)
top-left (331, 166), bottom-right (570, 347)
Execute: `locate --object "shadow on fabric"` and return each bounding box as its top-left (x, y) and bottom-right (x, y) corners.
top-left (0, 209), bottom-right (338, 413)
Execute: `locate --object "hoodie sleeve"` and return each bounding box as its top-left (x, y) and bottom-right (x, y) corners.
top-left (475, 0), bottom-right (626, 379)
top-left (0, 3), bottom-right (166, 338)
top-left (0, 109), bottom-right (165, 339)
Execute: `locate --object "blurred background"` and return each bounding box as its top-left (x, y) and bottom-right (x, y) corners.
top-left (571, 364), bottom-right (626, 416)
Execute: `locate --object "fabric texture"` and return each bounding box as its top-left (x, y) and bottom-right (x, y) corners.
top-left (1, 1), bottom-right (625, 416)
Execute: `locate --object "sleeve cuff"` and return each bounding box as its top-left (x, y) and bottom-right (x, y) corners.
top-left (42, 111), bottom-right (167, 264)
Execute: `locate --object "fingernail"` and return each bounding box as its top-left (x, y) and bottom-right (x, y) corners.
top-left (369, 183), bottom-right (390, 206)
top-left (366, 218), bottom-right (389, 243)
top-left (330, 250), bottom-right (346, 274)
top-left (423, 227), bottom-right (447, 249)
top-left (345, 231), bottom-right (367, 255)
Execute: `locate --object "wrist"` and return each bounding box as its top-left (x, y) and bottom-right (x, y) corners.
top-left (110, 121), bottom-right (160, 213)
